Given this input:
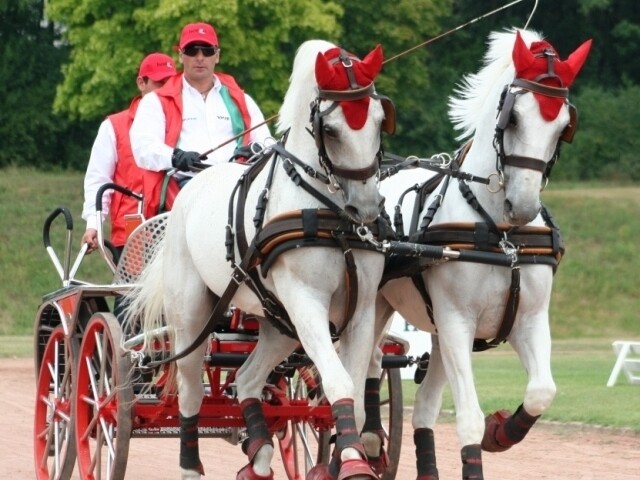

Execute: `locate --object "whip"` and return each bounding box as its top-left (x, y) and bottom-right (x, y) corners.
top-left (202, 0), bottom-right (537, 154)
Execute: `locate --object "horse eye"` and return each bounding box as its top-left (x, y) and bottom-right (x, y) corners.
top-left (323, 125), bottom-right (338, 138)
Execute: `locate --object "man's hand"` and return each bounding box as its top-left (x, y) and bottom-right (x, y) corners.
top-left (82, 228), bottom-right (98, 253)
top-left (171, 149), bottom-right (202, 171)
top-left (232, 143), bottom-right (261, 163)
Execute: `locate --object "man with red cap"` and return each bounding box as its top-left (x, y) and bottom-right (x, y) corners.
top-left (130, 21), bottom-right (271, 216)
top-left (81, 52), bottom-right (177, 262)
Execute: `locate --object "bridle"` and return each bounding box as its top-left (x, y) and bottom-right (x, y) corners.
top-left (493, 48), bottom-right (578, 187)
top-left (308, 49), bottom-right (395, 190)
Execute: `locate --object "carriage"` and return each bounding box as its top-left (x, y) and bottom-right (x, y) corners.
top-left (33, 30), bottom-right (591, 480)
top-left (33, 190), bottom-right (410, 480)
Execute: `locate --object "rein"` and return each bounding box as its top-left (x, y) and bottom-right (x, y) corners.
top-left (236, 140), bottom-right (392, 338)
top-left (144, 134), bottom-right (394, 368)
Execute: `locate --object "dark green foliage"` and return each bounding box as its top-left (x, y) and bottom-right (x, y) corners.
top-left (0, 0), bottom-right (97, 169)
top-left (554, 85), bottom-right (640, 181)
top-left (336, 0), bottom-right (454, 154)
top-left (3, 0), bottom-right (640, 178)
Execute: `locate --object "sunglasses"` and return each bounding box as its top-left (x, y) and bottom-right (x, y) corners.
top-left (182, 45), bottom-right (218, 57)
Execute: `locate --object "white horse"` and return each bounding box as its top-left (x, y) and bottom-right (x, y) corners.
top-left (126, 40), bottom-right (395, 480)
top-left (365, 29), bottom-right (592, 479)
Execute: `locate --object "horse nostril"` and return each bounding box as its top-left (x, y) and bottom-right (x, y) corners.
top-left (344, 205), bottom-right (359, 221)
top-left (504, 199), bottom-right (513, 213)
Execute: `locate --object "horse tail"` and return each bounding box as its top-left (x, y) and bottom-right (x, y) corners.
top-left (122, 241), bottom-right (173, 356)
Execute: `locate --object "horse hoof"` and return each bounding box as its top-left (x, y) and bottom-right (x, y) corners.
top-left (306, 464), bottom-right (335, 480)
top-left (337, 458), bottom-right (379, 480)
top-left (481, 410), bottom-right (512, 453)
top-left (367, 447), bottom-right (389, 477)
top-left (236, 463), bottom-right (274, 480)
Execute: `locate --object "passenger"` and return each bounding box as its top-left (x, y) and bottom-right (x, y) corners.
top-left (130, 21), bottom-right (272, 215)
top-left (81, 52), bottom-right (177, 264)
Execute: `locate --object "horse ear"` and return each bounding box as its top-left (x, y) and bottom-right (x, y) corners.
top-left (512, 30), bottom-right (535, 72)
top-left (561, 39), bottom-right (593, 86)
top-left (315, 51), bottom-right (336, 88)
top-left (359, 44), bottom-right (384, 79)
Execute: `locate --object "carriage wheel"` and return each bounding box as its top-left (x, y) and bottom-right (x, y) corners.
top-left (33, 325), bottom-right (77, 480)
top-left (277, 364), bottom-right (403, 479)
top-left (379, 366), bottom-right (403, 480)
top-left (74, 313), bottom-right (133, 480)
top-left (277, 366), bottom-right (331, 480)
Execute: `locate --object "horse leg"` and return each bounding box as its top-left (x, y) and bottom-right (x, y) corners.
top-left (482, 314), bottom-right (555, 452)
top-left (361, 361), bottom-right (389, 476)
top-left (275, 295), bottom-right (376, 480)
top-left (412, 334), bottom-right (446, 480)
top-left (175, 329), bottom-right (211, 478)
top-left (434, 322), bottom-right (486, 480)
top-left (235, 322), bottom-right (300, 480)
top-left (331, 314), bottom-right (379, 480)
top-left (360, 296), bottom-right (395, 475)
top-left (163, 223), bottom-right (216, 479)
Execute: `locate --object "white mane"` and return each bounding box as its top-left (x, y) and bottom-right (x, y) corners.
top-left (276, 39), bottom-right (337, 134)
top-left (448, 28), bottom-right (544, 140)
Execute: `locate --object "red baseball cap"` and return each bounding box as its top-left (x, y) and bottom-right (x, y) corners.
top-left (178, 22), bottom-right (218, 49)
top-left (138, 53), bottom-right (176, 81)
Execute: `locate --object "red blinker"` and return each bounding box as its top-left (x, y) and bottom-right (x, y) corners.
top-left (315, 44), bottom-right (384, 129)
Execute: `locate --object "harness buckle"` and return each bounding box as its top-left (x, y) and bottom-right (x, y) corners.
top-left (432, 152), bottom-right (452, 167)
top-left (340, 54), bottom-right (354, 68)
top-left (499, 235), bottom-right (519, 267)
top-left (486, 172), bottom-right (504, 193)
top-left (327, 173), bottom-right (341, 193)
top-left (356, 225), bottom-right (389, 252)
top-left (231, 265), bottom-right (248, 284)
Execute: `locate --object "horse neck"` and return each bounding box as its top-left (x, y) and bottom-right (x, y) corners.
top-left (267, 129), bottom-right (335, 214)
top-left (457, 127), bottom-right (504, 219)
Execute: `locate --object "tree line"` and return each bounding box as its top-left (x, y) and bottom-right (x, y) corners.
top-left (1, 0), bottom-right (638, 181)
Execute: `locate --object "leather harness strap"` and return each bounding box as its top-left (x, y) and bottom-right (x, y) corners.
top-left (413, 222), bottom-right (564, 260)
top-left (387, 142), bottom-right (564, 352)
top-left (502, 155), bottom-right (547, 174)
top-left (144, 140), bottom-right (389, 365)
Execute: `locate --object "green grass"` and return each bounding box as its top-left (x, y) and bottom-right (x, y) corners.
top-left (1, 169), bottom-right (639, 339)
top-left (0, 335), bottom-right (33, 358)
top-left (542, 185), bottom-right (640, 338)
top-left (1, 170), bottom-right (639, 430)
top-left (0, 167), bottom-right (114, 334)
top-left (402, 339), bottom-right (640, 432)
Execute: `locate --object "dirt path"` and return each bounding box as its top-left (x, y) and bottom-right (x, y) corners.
top-left (4, 357), bottom-right (639, 479)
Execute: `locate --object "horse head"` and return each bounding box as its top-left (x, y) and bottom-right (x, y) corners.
top-left (449, 29), bottom-right (592, 226)
top-left (495, 31), bottom-right (592, 225)
top-left (278, 41), bottom-right (394, 224)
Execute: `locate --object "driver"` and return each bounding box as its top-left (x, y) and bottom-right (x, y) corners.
top-left (130, 21), bottom-right (271, 216)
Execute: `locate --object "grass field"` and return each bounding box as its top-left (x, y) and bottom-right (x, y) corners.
top-left (1, 169), bottom-right (639, 430)
top-left (1, 169), bottom-right (639, 339)
top-left (402, 339), bottom-right (640, 432)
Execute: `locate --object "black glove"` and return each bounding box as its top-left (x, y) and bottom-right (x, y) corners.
top-left (232, 143), bottom-right (260, 163)
top-left (171, 149), bottom-right (202, 172)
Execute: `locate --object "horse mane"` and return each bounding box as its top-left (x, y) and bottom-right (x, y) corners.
top-left (448, 28), bottom-right (544, 141)
top-left (276, 39), bottom-right (337, 134)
